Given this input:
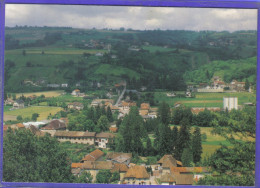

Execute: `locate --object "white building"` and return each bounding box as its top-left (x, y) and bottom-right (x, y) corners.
top-left (223, 97), bottom-right (238, 111)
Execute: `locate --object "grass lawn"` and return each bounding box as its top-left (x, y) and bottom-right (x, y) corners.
top-left (153, 91), bottom-right (256, 108)
top-left (4, 106), bottom-right (12, 112)
top-left (4, 106), bottom-right (63, 121)
top-left (55, 94), bottom-right (84, 102)
top-left (16, 90), bottom-right (64, 98)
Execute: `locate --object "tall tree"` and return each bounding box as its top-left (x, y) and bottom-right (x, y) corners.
top-left (175, 118), bottom-right (191, 160)
top-left (3, 129), bottom-right (74, 182)
top-left (97, 115), bottom-right (109, 132)
top-left (157, 102), bottom-right (171, 125)
top-left (181, 148), bottom-right (193, 167)
top-left (106, 106), bottom-right (114, 122)
top-left (192, 127), bottom-right (202, 164)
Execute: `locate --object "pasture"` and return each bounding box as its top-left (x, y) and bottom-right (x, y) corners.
top-left (16, 90), bottom-right (64, 98)
top-left (4, 106), bottom-right (63, 121)
top-left (154, 91), bottom-right (256, 108)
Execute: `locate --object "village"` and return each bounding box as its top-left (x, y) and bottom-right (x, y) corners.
top-left (3, 74), bottom-right (255, 185)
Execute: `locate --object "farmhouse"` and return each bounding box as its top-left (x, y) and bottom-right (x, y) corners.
top-left (13, 99), bottom-right (24, 109)
top-left (41, 119), bottom-right (67, 136)
top-left (123, 165), bottom-right (150, 185)
top-left (4, 98), bottom-right (14, 105)
top-left (91, 99), bottom-right (114, 107)
top-left (67, 102), bottom-right (84, 110)
top-left (171, 167), bottom-right (211, 182)
top-left (230, 80), bottom-right (245, 91)
top-left (81, 149), bottom-right (104, 162)
top-left (71, 89), bottom-right (80, 96)
top-left (121, 101), bottom-right (136, 110)
top-left (157, 155), bottom-right (177, 174)
top-left (106, 152), bottom-right (132, 165)
top-left (111, 163), bottom-right (129, 181)
top-left (95, 132), bottom-right (115, 148)
top-left (54, 131), bottom-right (96, 145)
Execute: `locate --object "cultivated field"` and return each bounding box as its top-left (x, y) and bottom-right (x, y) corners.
top-left (4, 106), bottom-right (63, 121)
top-left (16, 90), bottom-right (64, 98)
top-left (154, 91), bottom-right (256, 108)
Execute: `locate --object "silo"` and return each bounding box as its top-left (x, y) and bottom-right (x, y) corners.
top-left (223, 97), bottom-right (238, 111)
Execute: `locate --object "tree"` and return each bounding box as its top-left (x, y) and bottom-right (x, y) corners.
top-left (106, 106), bottom-right (114, 122)
top-left (157, 102), bottom-right (171, 125)
top-left (74, 171), bottom-right (93, 183)
top-left (16, 115), bottom-right (23, 121)
top-left (31, 113), bottom-right (39, 121)
top-left (145, 136), bottom-right (154, 156)
top-left (22, 49), bottom-right (26, 56)
top-left (175, 118), bottom-right (191, 160)
top-left (192, 127), bottom-right (202, 164)
top-left (154, 123), bottom-right (172, 155)
top-left (171, 126), bottom-right (178, 155)
top-left (245, 79), bottom-right (250, 90)
top-left (3, 129), bottom-right (74, 182)
top-left (181, 148), bottom-right (193, 167)
top-left (97, 115), bottom-right (109, 132)
top-left (96, 170), bottom-right (112, 183)
top-left (12, 93), bottom-right (16, 100)
top-left (198, 107), bottom-right (256, 186)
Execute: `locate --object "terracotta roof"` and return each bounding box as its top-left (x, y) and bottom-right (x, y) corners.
top-left (140, 103), bottom-right (150, 110)
top-left (175, 174), bottom-right (194, 185)
top-left (41, 120), bottom-right (66, 130)
top-left (124, 165), bottom-right (150, 179)
top-left (161, 173), bottom-right (176, 183)
top-left (111, 163), bottom-right (129, 173)
top-left (139, 109), bottom-right (149, 116)
top-left (74, 89), bottom-right (80, 92)
top-left (122, 101), bottom-right (136, 107)
top-left (54, 131), bottom-right (96, 137)
top-left (171, 167), bottom-right (210, 174)
top-left (16, 123), bottom-right (25, 128)
top-left (177, 160), bottom-right (183, 166)
top-left (3, 125), bottom-right (8, 131)
top-left (81, 149), bottom-right (104, 162)
top-left (158, 155), bottom-right (177, 168)
top-left (82, 161), bottom-right (113, 170)
top-left (96, 132), bottom-right (115, 138)
top-left (109, 127), bottom-right (118, 133)
top-left (71, 163), bottom-right (83, 169)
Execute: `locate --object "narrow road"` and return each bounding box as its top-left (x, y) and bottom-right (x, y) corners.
top-left (115, 85), bottom-right (126, 107)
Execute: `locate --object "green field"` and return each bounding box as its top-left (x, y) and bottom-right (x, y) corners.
top-left (16, 90), bottom-right (64, 98)
top-left (153, 91), bottom-right (256, 108)
top-left (4, 106), bottom-right (63, 120)
top-left (142, 45), bottom-right (175, 53)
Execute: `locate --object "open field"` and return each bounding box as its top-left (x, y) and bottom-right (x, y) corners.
top-left (153, 91), bottom-right (256, 108)
top-left (4, 106), bottom-right (63, 121)
top-left (16, 90), bottom-right (64, 98)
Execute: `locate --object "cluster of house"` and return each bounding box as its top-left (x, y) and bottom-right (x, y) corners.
top-left (71, 151), bottom-right (210, 185)
top-left (187, 77), bottom-right (248, 93)
top-left (4, 99), bottom-right (25, 110)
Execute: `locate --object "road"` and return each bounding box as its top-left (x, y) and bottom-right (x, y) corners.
top-left (115, 85), bottom-right (126, 107)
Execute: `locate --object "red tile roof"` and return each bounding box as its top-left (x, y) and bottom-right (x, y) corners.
top-left (111, 163), bottom-right (129, 173)
top-left (81, 149), bottom-right (104, 162)
top-left (124, 165), bottom-right (150, 179)
top-left (109, 127), bottom-right (118, 133)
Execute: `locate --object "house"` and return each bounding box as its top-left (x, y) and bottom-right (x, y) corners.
top-left (13, 100), bottom-right (24, 109)
top-left (170, 167), bottom-right (211, 182)
top-left (41, 119), bottom-right (66, 136)
top-left (106, 152), bottom-right (132, 165)
top-left (95, 132), bottom-right (115, 148)
top-left (23, 121), bottom-right (46, 129)
top-left (213, 81), bottom-right (226, 89)
top-left (186, 91), bottom-right (192, 98)
top-left (157, 155), bottom-right (177, 174)
top-left (160, 172), bottom-right (176, 185)
top-left (109, 127), bottom-right (118, 133)
top-left (4, 98), bottom-right (14, 105)
top-left (140, 103), bottom-right (150, 110)
top-left (111, 163), bottom-right (129, 181)
top-left (71, 89), bottom-right (80, 96)
top-left (54, 131), bottom-right (96, 145)
top-left (47, 84), bottom-right (60, 88)
top-left (68, 102), bottom-right (84, 110)
top-left (121, 101), bottom-right (136, 110)
top-left (230, 80), bottom-right (245, 91)
top-left (61, 83), bottom-right (68, 87)
top-left (95, 52), bottom-right (104, 57)
top-left (81, 161), bottom-right (113, 182)
top-left (81, 149), bottom-right (104, 162)
top-left (91, 99), bottom-right (114, 107)
top-left (123, 165), bottom-right (150, 185)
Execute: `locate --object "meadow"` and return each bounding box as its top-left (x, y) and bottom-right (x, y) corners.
top-left (154, 91), bottom-right (256, 108)
top-left (16, 90), bottom-right (64, 98)
top-left (4, 106), bottom-right (63, 121)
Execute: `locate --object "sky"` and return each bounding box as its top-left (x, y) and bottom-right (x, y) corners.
top-left (5, 4), bottom-right (258, 32)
